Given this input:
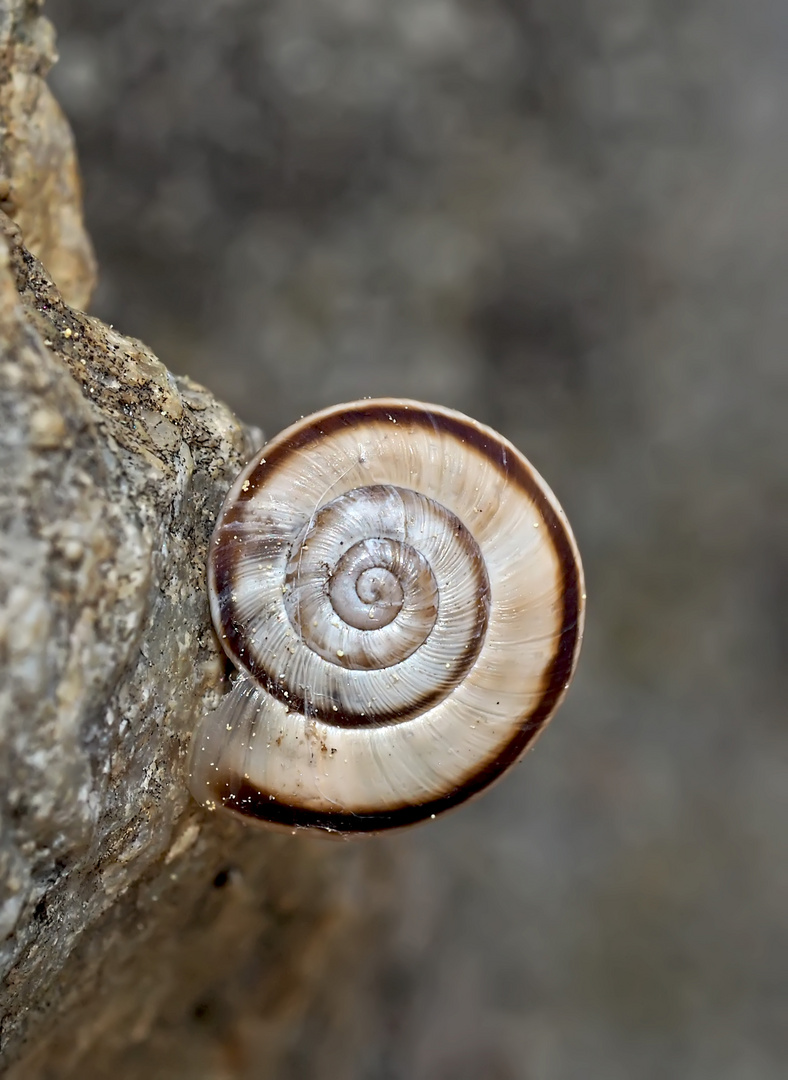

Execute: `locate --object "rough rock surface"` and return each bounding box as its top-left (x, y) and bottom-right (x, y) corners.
top-left (0, 0), bottom-right (95, 309)
top-left (0, 7), bottom-right (387, 1072)
top-left (0, 212), bottom-right (385, 1079)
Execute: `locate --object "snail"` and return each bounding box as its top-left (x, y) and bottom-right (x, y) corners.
top-left (188, 399), bottom-right (585, 835)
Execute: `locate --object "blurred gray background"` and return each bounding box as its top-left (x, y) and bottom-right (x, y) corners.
top-left (45, 0), bottom-right (788, 1077)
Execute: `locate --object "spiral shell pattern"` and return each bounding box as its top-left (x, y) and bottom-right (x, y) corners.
top-left (189, 399), bottom-right (585, 834)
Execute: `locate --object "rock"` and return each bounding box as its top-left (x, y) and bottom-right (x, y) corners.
top-left (0, 1), bottom-right (96, 309)
top-left (0, 6), bottom-right (388, 1073)
top-left (0, 212), bottom-right (385, 1079)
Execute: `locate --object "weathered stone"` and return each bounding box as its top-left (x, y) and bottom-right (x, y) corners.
top-left (0, 207), bottom-right (388, 1078)
top-left (0, 10), bottom-right (391, 1062)
top-left (0, 1), bottom-right (95, 309)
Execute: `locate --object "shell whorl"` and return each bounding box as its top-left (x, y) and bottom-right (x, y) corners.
top-left (189, 399), bottom-right (585, 834)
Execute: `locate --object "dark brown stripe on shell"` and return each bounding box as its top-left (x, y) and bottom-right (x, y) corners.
top-left (211, 471), bottom-right (492, 727)
top-left (235, 401), bottom-right (541, 505)
top-left (205, 503), bottom-right (582, 833)
top-left (210, 531), bottom-right (489, 727)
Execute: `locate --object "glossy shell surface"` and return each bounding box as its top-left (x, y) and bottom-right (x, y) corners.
top-left (189, 399), bottom-right (585, 833)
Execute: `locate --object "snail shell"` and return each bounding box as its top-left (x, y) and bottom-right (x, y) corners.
top-left (189, 399), bottom-right (585, 834)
